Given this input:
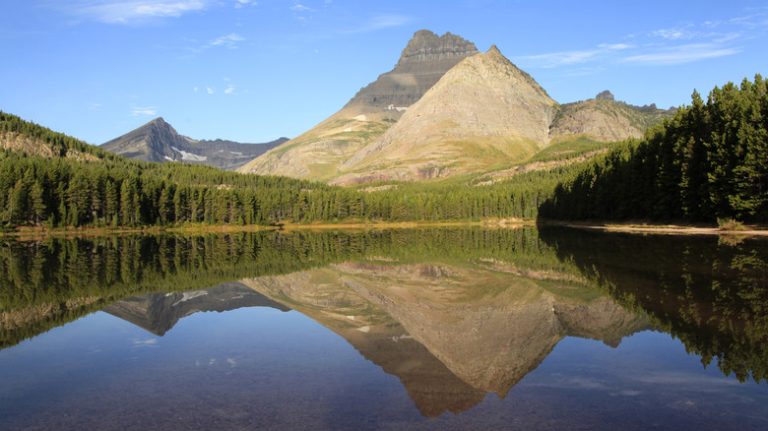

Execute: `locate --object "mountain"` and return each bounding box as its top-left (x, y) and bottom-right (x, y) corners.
top-left (238, 32), bottom-right (672, 185)
top-left (332, 48), bottom-right (672, 185)
top-left (333, 46), bottom-right (558, 184)
top-left (550, 90), bottom-right (673, 143)
top-left (102, 117), bottom-right (287, 170)
top-left (237, 30), bottom-right (479, 180)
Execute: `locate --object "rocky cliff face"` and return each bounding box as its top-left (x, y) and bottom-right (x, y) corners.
top-left (102, 118), bottom-right (287, 170)
top-left (343, 30), bottom-right (479, 116)
top-left (237, 30), bottom-right (479, 180)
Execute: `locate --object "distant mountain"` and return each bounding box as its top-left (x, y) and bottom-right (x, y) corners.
top-left (237, 30), bottom-right (479, 179)
top-left (102, 117), bottom-right (287, 170)
top-left (238, 31), bottom-right (672, 185)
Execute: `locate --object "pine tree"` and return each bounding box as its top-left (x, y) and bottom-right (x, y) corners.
top-left (30, 181), bottom-right (46, 225)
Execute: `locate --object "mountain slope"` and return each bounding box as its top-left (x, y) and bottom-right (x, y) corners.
top-left (550, 90), bottom-right (672, 143)
top-left (332, 46), bottom-right (558, 184)
top-left (1, 111), bottom-right (111, 162)
top-left (102, 117), bottom-right (286, 170)
top-left (237, 30), bottom-right (479, 180)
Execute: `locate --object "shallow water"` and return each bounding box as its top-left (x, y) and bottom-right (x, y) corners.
top-left (1, 228), bottom-right (766, 430)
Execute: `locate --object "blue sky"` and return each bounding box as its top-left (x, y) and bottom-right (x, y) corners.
top-left (1, 0), bottom-right (767, 144)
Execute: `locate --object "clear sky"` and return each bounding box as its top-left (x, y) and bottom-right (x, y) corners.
top-left (1, 0), bottom-right (767, 144)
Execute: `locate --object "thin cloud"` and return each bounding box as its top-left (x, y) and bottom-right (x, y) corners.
top-left (67, 0), bottom-right (208, 24)
top-left (519, 8), bottom-right (757, 70)
top-left (184, 33), bottom-right (245, 55)
top-left (342, 14), bottom-right (413, 34)
top-left (224, 84), bottom-right (236, 95)
top-left (728, 9), bottom-right (768, 29)
top-left (652, 28), bottom-right (691, 40)
top-left (131, 106), bottom-right (157, 116)
top-left (622, 44), bottom-right (741, 65)
top-left (206, 87), bottom-right (214, 95)
top-left (515, 43), bottom-right (631, 69)
top-left (290, 3), bottom-right (312, 12)
top-left (234, 0), bottom-right (256, 8)
top-left (208, 33), bottom-right (245, 49)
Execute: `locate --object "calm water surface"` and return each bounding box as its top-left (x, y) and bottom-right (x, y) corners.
top-left (0, 228), bottom-right (766, 430)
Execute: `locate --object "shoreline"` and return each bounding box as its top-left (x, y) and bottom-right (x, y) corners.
top-left (3, 218), bottom-right (767, 240)
top-left (538, 220), bottom-right (768, 237)
top-left (0, 218), bottom-right (531, 240)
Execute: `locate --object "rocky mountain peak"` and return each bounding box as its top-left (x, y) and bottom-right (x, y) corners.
top-left (337, 29), bottom-right (479, 117)
top-left (596, 90), bottom-right (615, 101)
top-left (102, 117), bottom-right (284, 170)
top-left (486, 44), bottom-right (502, 56)
top-left (396, 30), bottom-right (478, 66)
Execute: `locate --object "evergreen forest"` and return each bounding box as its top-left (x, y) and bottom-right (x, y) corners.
top-left (539, 75), bottom-right (768, 224)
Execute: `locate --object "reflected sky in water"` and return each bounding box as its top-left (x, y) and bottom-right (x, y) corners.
top-left (0, 228), bottom-right (766, 430)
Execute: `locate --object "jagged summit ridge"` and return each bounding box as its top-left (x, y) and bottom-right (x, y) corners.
top-left (397, 30), bottom-right (479, 66)
top-left (343, 29), bottom-right (479, 114)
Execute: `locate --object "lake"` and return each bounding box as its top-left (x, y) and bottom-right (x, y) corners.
top-left (1, 228), bottom-right (766, 430)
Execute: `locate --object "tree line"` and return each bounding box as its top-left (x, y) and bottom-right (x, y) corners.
top-left (539, 75), bottom-right (768, 223)
top-left (1, 112), bottom-right (587, 227)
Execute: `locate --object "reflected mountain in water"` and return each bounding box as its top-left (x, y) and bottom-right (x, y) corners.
top-left (103, 282), bottom-right (290, 336)
top-left (2, 227), bottom-right (766, 418)
top-left (239, 260), bottom-right (647, 416)
top-left (101, 259), bottom-right (646, 416)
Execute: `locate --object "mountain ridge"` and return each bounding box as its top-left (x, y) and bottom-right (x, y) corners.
top-left (102, 117), bottom-right (287, 170)
top-left (239, 30), bottom-right (673, 184)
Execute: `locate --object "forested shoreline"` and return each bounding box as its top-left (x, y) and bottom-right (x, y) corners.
top-left (539, 75), bottom-right (768, 224)
top-left (0, 112), bottom-right (574, 228)
top-left (3, 75), bottom-right (767, 230)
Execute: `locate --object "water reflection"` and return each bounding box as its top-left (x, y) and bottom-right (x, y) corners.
top-left (1, 228), bottom-right (767, 425)
top-left (237, 261), bottom-right (647, 416)
top-left (103, 282), bottom-right (290, 336)
top-left (539, 228), bottom-right (768, 383)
